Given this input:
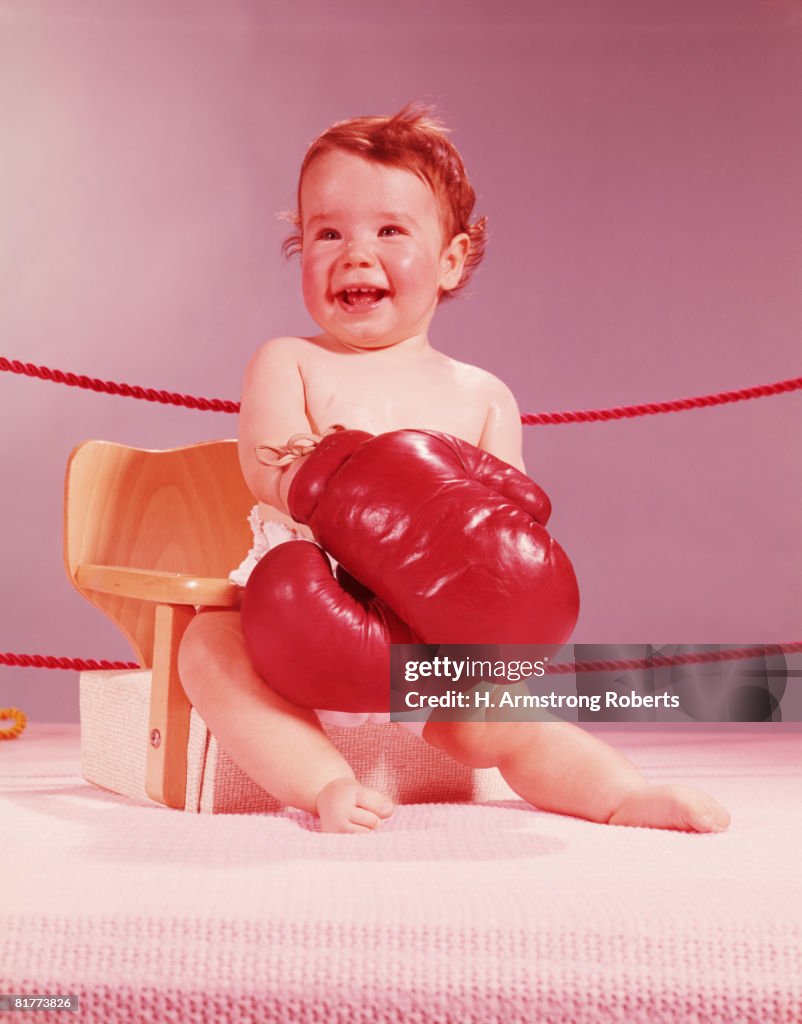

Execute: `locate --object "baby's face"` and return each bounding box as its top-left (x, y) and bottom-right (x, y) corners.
top-left (299, 149), bottom-right (463, 350)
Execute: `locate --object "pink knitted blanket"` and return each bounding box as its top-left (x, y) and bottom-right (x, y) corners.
top-left (1, 724), bottom-right (800, 1023)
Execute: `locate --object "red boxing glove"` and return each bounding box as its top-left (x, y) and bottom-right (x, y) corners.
top-left (287, 429), bottom-right (579, 647)
top-left (241, 539), bottom-right (416, 712)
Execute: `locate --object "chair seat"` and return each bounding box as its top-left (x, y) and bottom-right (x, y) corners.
top-left (79, 670), bottom-right (517, 813)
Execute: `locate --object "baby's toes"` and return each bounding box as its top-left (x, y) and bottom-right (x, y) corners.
top-left (665, 785), bottom-right (729, 833)
top-left (683, 792), bottom-right (731, 833)
top-left (346, 807), bottom-right (386, 832)
top-left (356, 786), bottom-right (395, 821)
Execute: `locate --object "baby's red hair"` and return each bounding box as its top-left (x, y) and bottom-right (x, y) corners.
top-left (282, 104), bottom-right (487, 300)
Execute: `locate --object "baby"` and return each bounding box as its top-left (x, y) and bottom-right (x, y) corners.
top-left (178, 105), bottom-right (730, 835)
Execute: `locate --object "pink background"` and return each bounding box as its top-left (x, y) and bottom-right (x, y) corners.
top-left (2, 0), bottom-right (801, 722)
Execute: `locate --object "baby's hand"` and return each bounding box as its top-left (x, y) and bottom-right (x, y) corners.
top-left (316, 776), bottom-right (395, 834)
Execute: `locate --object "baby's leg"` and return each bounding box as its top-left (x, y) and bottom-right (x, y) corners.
top-left (424, 719), bottom-right (730, 832)
top-left (178, 610), bottom-right (394, 833)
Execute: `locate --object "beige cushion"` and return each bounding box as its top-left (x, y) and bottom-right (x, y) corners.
top-left (79, 670), bottom-right (516, 813)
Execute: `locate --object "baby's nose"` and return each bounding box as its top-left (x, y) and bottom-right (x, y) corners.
top-left (342, 244), bottom-right (376, 268)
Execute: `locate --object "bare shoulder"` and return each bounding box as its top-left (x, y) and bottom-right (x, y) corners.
top-left (435, 355), bottom-right (524, 470)
top-left (244, 335), bottom-right (306, 376)
top-left (479, 368), bottom-right (519, 411)
top-left (243, 335), bottom-right (334, 402)
top-left (239, 336), bottom-right (310, 442)
top-left (437, 353), bottom-right (519, 411)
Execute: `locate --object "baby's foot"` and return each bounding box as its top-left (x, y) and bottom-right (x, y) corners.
top-left (316, 776), bottom-right (395, 834)
top-left (608, 783), bottom-right (730, 833)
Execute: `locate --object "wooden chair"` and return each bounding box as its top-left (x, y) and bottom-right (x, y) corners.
top-left (64, 439), bottom-right (253, 809)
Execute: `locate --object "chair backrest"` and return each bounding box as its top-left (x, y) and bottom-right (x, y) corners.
top-left (64, 439), bottom-right (255, 666)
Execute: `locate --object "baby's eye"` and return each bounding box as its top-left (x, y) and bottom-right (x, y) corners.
top-left (316, 229), bottom-right (340, 241)
top-left (379, 225), bottom-right (404, 237)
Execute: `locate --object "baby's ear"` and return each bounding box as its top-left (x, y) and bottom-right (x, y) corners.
top-left (440, 233), bottom-right (471, 290)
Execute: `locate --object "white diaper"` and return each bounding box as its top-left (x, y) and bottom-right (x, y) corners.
top-left (231, 506), bottom-right (426, 738)
top-left (228, 508), bottom-right (308, 587)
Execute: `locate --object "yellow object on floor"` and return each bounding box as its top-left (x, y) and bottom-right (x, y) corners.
top-left (0, 707), bottom-right (26, 739)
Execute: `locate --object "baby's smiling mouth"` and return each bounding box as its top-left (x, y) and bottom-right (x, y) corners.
top-left (338, 287), bottom-right (388, 307)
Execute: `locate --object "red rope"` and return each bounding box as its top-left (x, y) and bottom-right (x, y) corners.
top-left (522, 376), bottom-right (802, 425)
top-left (0, 358), bottom-right (238, 414)
top-left (545, 642), bottom-right (802, 676)
top-left (0, 652), bottom-right (139, 671)
top-left (3, 357), bottom-right (800, 424)
top-left (3, 644), bottom-right (800, 676)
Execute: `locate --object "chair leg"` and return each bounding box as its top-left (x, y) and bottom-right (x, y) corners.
top-left (146, 604), bottom-right (195, 808)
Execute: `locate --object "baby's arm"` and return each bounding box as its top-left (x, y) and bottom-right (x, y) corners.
top-left (238, 337), bottom-right (314, 514)
top-left (478, 376), bottom-right (526, 473)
